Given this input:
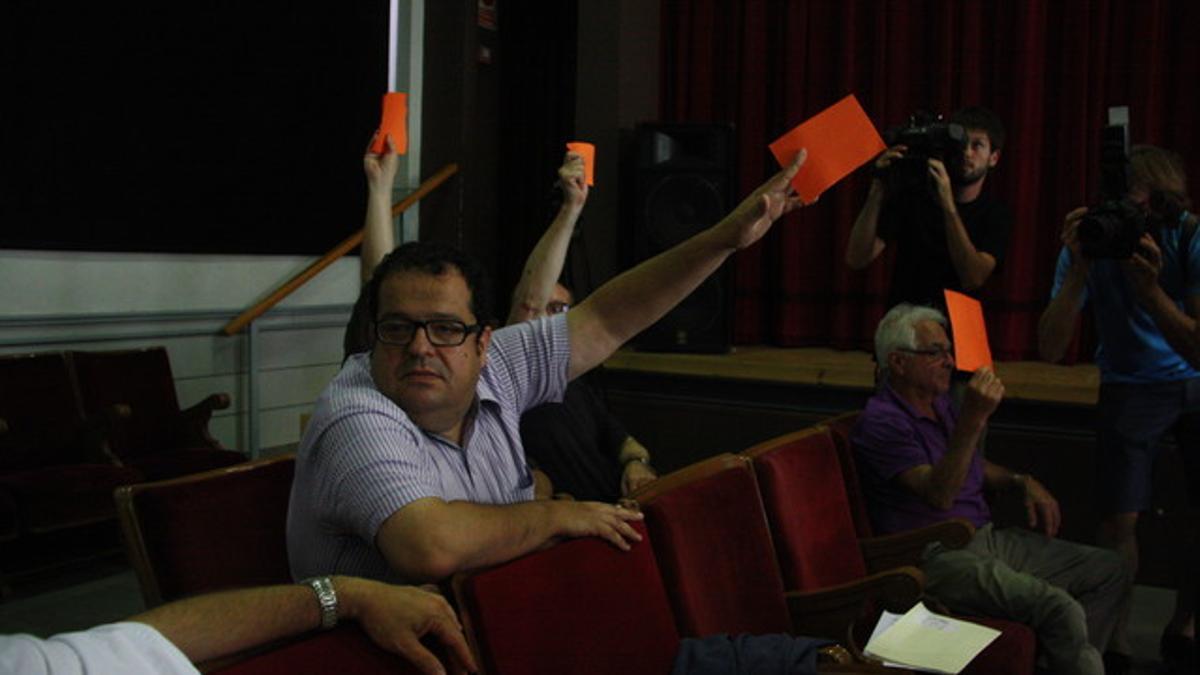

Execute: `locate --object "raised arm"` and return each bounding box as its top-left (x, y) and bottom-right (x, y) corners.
top-left (894, 368), bottom-right (1003, 510)
top-left (361, 133), bottom-right (401, 284)
top-left (506, 152), bottom-right (589, 325)
top-left (376, 496), bottom-right (643, 582)
top-left (566, 151), bottom-right (808, 379)
top-left (845, 146), bottom-right (903, 269)
top-left (930, 159), bottom-right (997, 289)
top-left (1038, 208), bottom-right (1091, 362)
top-left (131, 577), bottom-right (475, 674)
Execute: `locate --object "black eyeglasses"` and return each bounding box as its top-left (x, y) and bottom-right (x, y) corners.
top-left (374, 318), bottom-right (483, 347)
top-left (898, 346), bottom-right (955, 360)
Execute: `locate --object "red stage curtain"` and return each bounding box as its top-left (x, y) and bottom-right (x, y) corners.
top-left (660, 0), bottom-right (1200, 361)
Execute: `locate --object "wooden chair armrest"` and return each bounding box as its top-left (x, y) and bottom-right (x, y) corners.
top-left (859, 518), bottom-right (974, 573)
top-left (175, 393), bottom-right (232, 449)
top-left (784, 566), bottom-right (925, 642)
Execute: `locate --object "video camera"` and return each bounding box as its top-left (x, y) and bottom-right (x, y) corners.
top-left (1077, 123), bottom-right (1146, 259)
top-left (881, 111), bottom-right (967, 197)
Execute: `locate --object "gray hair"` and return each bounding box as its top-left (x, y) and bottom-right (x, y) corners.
top-left (875, 303), bottom-right (948, 382)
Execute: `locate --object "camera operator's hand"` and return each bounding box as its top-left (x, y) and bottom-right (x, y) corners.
top-left (1123, 232), bottom-right (1164, 299)
top-left (1060, 207), bottom-right (1091, 273)
top-left (872, 145), bottom-right (907, 179)
top-left (927, 158), bottom-right (955, 211)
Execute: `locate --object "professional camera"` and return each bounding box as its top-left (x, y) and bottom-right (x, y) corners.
top-left (881, 111), bottom-right (967, 197)
top-left (1077, 124), bottom-right (1147, 259)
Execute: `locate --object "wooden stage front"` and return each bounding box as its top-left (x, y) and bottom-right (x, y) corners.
top-left (604, 346), bottom-right (1101, 406)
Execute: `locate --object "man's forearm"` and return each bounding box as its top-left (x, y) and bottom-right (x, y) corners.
top-left (507, 203), bottom-right (581, 325)
top-left (1037, 268), bottom-right (1087, 362)
top-left (616, 436), bottom-right (651, 465)
top-left (381, 499), bottom-right (561, 582)
top-left (942, 206), bottom-right (995, 290)
top-left (567, 225), bottom-right (733, 378)
top-left (846, 182), bottom-right (885, 269)
top-left (130, 584), bottom-right (321, 663)
top-left (361, 188), bottom-right (396, 284)
top-left (925, 419), bottom-right (985, 509)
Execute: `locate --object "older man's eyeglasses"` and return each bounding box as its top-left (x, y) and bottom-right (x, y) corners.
top-left (898, 345), bottom-right (955, 360)
top-left (374, 319), bottom-right (482, 347)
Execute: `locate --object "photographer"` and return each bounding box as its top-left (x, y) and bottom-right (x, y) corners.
top-left (1038, 144), bottom-right (1198, 672)
top-left (845, 106), bottom-right (1012, 309)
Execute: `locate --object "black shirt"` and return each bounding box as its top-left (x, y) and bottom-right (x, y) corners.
top-left (877, 190), bottom-right (1012, 310)
top-left (519, 375), bottom-right (628, 502)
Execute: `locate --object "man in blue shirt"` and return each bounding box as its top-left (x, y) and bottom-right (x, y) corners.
top-left (1038, 145), bottom-right (1199, 670)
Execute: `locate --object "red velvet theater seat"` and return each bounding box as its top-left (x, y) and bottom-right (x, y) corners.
top-left (743, 425), bottom-right (1036, 675)
top-left (632, 453), bottom-right (800, 637)
top-left (209, 623), bottom-right (427, 675)
top-left (453, 520), bottom-right (680, 675)
top-left (115, 454), bottom-right (295, 607)
top-left (70, 347), bottom-right (244, 481)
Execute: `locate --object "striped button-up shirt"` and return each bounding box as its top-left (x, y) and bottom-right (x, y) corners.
top-left (287, 314), bottom-right (570, 582)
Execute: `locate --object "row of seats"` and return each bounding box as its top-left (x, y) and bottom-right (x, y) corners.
top-left (0, 348), bottom-right (243, 588)
top-left (115, 415), bottom-right (1037, 674)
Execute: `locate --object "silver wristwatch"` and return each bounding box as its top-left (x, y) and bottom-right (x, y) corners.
top-left (303, 576), bottom-right (339, 629)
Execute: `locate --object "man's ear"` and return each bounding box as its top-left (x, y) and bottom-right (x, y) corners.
top-left (477, 325), bottom-right (493, 362)
top-left (987, 148), bottom-right (1000, 169)
top-left (887, 351), bottom-right (906, 378)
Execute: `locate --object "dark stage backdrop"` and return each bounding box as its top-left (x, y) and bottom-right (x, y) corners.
top-left (660, 0), bottom-right (1200, 361)
top-left (1, 2), bottom-right (388, 255)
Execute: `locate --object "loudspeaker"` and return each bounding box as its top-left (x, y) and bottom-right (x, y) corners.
top-left (630, 123), bottom-right (736, 353)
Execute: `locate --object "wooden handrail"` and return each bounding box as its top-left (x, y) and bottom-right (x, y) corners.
top-left (221, 163), bottom-right (459, 336)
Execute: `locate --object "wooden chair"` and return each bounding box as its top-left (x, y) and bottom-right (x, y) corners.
top-left (743, 425), bottom-right (1036, 675)
top-left (452, 520), bottom-right (680, 675)
top-left (115, 454), bottom-right (295, 607)
top-left (70, 347), bottom-right (244, 481)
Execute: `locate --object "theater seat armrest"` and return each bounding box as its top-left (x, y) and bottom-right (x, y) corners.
top-left (859, 518), bottom-right (974, 573)
top-left (176, 393), bottom-right (232, 449)
top-left (784, 566), bottom-right (925, 642)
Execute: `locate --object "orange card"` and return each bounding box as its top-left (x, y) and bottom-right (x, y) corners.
top-left (769, 94), bottom-right (885, 203)
top-left (566, 141), bottom-right (595, 186)
top-left (371, 92), bottom-right (408, 155)
top-left (944, 290), bottom-right (993, 372)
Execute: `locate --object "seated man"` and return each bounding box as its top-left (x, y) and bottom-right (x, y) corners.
top-left (288, 151), bottom-right (810, 584)
top-left (1, 576), bottom-right (474, 675)
top-left (519, 283), bottom-right (658, 501)
top-left (851, 303), bottom-right (1129, 675)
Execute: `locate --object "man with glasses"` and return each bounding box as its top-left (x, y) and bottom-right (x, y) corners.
top-left (851, 303), bottom-right (1128, 675)
top-left (288, 152), bottom-right (810, 585)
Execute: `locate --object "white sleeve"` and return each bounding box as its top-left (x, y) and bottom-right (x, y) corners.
top-left (0, 622), bottom-right (197, 675)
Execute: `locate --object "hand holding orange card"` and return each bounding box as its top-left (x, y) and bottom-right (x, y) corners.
top-left (566, 141), bottom-right (595, 186)
top-left (371, 92), bottom-right (408, 155)
top-left (944, 290), bottom-right (993, 372)
top-left (769, 94), bottom-right (885, 203)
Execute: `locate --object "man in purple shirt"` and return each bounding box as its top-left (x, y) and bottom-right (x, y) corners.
top-left (289, 152), bottom-right (810, 585)
top-left (852, 304), bottom-right (1129, 675)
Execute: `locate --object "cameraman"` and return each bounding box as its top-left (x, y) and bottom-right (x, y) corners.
top-left (1038, 145), bottom-right (1198, 671)
top-left (845, 107), bottom-right (1011, 308)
